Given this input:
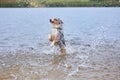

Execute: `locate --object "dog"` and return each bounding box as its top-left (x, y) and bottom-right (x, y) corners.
top-left (48, 18), bottom-right (66, 54)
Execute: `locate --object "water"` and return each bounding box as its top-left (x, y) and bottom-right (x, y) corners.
top-left (0, 8), bottom-right (120, 80)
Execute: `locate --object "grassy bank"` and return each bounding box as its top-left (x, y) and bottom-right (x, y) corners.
top-left (0, 0), bottom-right (120, 7)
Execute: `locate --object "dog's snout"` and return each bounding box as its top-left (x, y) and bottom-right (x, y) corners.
top-left (50, 19), bottom-right (52, 23)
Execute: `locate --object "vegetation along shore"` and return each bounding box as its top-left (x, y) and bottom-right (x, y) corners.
top-left (0, 0), bottom-right (120, 7)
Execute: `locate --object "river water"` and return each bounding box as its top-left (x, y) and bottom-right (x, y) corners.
top-left (0, 8), bottom-right (120, 80)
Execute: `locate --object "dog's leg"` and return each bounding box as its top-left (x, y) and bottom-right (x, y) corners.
top-left (50, 41), bottom-right (54, 47)
top-left (60, 48), bottom-right (66, 55)
top-left (59, 44), bottom-right (66, 55)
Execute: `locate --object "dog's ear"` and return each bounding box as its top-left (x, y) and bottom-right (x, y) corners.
top-left (58, 18), bottom-right (64, 24)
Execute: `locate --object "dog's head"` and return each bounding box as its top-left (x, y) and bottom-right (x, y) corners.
top-left (49, 18), bottom-right (63, 29)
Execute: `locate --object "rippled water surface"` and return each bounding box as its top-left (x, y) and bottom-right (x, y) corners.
top-left (0, 8), bottom-right (120, 80)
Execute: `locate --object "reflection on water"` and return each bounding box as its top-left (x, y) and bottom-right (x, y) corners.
top-left (0, 8), bottom-right (120, 80)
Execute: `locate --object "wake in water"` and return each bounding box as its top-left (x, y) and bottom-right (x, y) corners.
top-left (0, 39), bottom-right (120, 80)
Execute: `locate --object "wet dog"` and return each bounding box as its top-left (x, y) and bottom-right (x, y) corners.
top-left (48, 18), bottom-right (66, 54)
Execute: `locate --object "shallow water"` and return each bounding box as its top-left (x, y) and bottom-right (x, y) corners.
top-left (0, 8), bottom-right (120, 80)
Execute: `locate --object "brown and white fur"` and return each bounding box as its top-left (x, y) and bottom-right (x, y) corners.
top-left (48, 18), bottom-right (66, 54)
